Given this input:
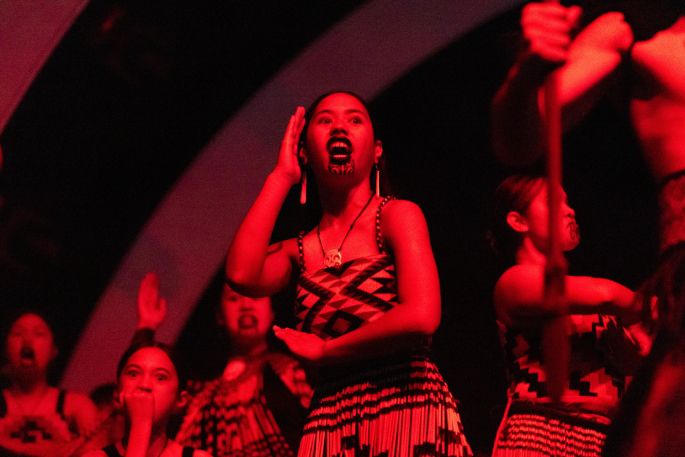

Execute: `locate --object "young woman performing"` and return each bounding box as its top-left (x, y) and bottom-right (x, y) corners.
top-left (488, 175), bottom-right (649, 457)
top-left (226, 91), bottom-right (472, 456)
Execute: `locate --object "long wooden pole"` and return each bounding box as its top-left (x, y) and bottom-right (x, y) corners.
top-left (542, 12), bottom-right (570, 403)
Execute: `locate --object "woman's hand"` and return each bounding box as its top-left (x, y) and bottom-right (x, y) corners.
top-left (273, 106), bottom-right (306, 186)
top-left (123, 389), bottom-right (155, 426)
top-left (273, 325), bottom-right (326, 364)
top-left (521, 2), bottom-right (582, 67)
top-left (136, 272), bottom-right (167, 330)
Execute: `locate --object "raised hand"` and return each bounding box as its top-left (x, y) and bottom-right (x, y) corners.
top-left (273, 325), bottom-right (326, 364)
top-left (136, 272), bottom-right (167, 330)
top-left (273, 106), bottom-right (306, 186)
top-left (521, 2), bottom-right (582, 67)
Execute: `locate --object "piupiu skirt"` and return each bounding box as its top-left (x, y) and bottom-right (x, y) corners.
top-left (298, 354), bottom-right (472, 457)
top-left (492, 402), bottom-right (610, 457)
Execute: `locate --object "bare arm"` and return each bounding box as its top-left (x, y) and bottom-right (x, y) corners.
top-left (67, 392), bottom-right (98, 439)
top-left (495, 264), bottom-right (639, 325)
top-left (225, 107), bottom-right (305, 297)
top-left (492, 3), bottom-right (632, 166)
top-left (275, 200), bottom-right (441, 363)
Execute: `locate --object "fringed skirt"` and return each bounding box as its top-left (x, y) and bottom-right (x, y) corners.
top-left (298, 354), bottom-right (472, 457)
top-left (492, 402), bottom-right (610, 457)
top-left (176, 377), bottom-right (294, 457)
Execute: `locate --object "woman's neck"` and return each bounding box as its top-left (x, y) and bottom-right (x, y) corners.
top-left (9, 377), bottom-right (50, 396)
top-left (318, 183), bottom-right (374, 225)
top-left (229, 340), bottom-right (268, 358)
top-left (123, 425), bottom-right (169, 457)
top-left (515, 238), bottom-right (547, 266)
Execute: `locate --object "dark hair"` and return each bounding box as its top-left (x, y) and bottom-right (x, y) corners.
top-left (638, 245), bottom-right (685, 338)
top-left (116, 341), bottom-right (187, 391)
top-left (90, 382), bottom-right (117, 408)
top-left (487, 174), bottom-right (546, 265)
top-left (298, 90), bottom-right (376, 147)
top-left (297, 90), bottom-right (391, 198)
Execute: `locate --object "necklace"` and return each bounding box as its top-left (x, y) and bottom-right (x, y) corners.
top-left (317, 194), bottom-right (374, 268)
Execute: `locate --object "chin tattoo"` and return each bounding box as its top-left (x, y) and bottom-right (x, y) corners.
top-left (328, 161), bottom-right (355, 175)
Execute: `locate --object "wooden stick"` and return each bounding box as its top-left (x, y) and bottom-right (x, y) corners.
top-left (542, 23), bottom-right (570, 403)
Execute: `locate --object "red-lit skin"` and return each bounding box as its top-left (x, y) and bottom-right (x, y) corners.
top-left (83, 347), bottom-right (210, 457)
top-left (494, 184), bottom-right (642, 327)
top-left (1, 313), bottom-right (97, 457)
top-left (135, 272), bottom-right (168, 331)
top-left (220, 284), bottom-right (273, 358)
top-left (135, 274), bottom-right (274, 379)
top-left (492, 2), bottom-right (685, 182)
top-left (226, 92), bottom-right (441, 364)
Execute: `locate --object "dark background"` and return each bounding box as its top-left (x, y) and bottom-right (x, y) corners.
top-left (0, 1), bottom-right (659, 453)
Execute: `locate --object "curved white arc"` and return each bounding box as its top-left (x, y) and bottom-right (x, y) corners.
top-left (0, 0), bottom-right (89, 134)
top-left (62, 0), bottom-right (522, 391)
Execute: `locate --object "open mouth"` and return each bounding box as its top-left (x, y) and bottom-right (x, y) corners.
top-left (238, 314), bottom-right (257, 330)
top-left (327, 137), bottom-right (352, 165)
top-left (19, 346), bottom-right (36, 366)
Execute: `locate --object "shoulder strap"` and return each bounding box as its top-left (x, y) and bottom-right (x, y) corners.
top-left (102, 444), bottom-right (122, 457)
top-left (56, 388), bottom-right (67, 419)
top-left (297, 231), bottom-right (306, 273)
top-left (375, 196), bottom-right (394, 253)
top-left (182, 446), bottom-right (195, 457)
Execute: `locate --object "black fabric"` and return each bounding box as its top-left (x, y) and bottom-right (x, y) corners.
top-left (262, 362), bottom-right (306, 453)
top-left (56, 388), bottom-right (67, 420)
top-left (130, 328), bottom-right (156, 347)
top-left (102, 444), bottom-right (121, 457)
top-left (0, 391), bottom-right (6, 418)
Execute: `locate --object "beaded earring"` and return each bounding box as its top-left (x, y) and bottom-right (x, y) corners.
top-left (374, 163), bottom-right (380, 198)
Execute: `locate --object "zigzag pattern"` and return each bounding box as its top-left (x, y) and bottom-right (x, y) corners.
top-left (295, 254), bottom-right (398, 339)
top-left (502, 313), bottom-right (639, 407)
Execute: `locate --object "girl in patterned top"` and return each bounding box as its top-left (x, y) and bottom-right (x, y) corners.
top-left (0, 310), bottom-right (97, 457)
top-left (226, 91), bottom-right (472, 456)
top-left (488, 174), bottom-right (650, 457)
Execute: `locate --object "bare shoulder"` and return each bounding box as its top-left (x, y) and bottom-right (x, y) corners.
top-left (65, 390), bottom-right (97, 414)
top-left (494, 265), bottom-right (543, 306)
top-left (380, 199), bottom-right (426, 230)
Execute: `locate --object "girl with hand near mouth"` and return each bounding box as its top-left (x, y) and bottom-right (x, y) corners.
top-left (0, 311), bottom-right (97, 457)
top-left (82, 342), bottom-right (211, 457)
top-left (226, 91), bottom-right (472, 456)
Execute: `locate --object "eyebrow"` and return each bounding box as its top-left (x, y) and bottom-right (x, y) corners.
top-left (314, 109), bottom-right (367, 116)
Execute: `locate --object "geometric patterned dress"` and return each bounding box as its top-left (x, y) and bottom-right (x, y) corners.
top-left (294, 197), bottom-right (472, 457)
top-left (493, 313), bottom-right (643, 457)
top-left (176, 352), bottom-right (313, 457)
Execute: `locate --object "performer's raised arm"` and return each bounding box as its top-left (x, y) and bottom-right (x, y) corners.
top-left (492, 2), bottom-right (633, 167)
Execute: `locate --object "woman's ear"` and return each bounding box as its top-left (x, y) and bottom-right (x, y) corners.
top-left (114, 388), bottom-right (124, 411)
top-left (374, 140), bottom-right (383, 163)
top-left (298, 142), bottom-right (308, 165)
top-left (506, 211), bottom-right (528, 234)
top-left (175, 390), bottom-right (190, 411)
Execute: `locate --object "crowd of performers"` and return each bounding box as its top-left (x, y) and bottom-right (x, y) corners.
top-left (1, 1), bottom-right (684, 456)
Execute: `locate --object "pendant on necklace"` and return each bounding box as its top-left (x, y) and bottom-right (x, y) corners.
top-left (324, 249), bottom-right (342, 268)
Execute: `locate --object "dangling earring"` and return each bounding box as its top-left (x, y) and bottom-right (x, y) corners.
top-left (374, 162), bottom-right (380, 197)
top-left (299, 169), bottom-right (307, 205)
